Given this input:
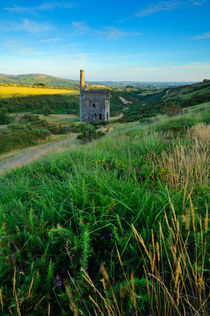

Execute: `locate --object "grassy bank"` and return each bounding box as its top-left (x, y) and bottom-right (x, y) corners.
top-left (0, 106), bottom-right (209, 315)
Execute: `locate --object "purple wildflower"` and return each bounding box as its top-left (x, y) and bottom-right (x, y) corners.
top-left (109, 233), bottom-right (113, 238)
top-left (101, 236), bottom-right (105, 240)
top-left (10, 254), bottom-right (16, 262)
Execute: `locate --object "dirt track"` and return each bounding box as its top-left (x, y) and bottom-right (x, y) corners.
top-left (0, 135), bottom-right (76, 175)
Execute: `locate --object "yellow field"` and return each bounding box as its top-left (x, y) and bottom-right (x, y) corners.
top-left (0, 86), bottom-right (78, 98)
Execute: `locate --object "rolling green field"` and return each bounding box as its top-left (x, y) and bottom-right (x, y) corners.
top-left (0, 104), bottom-right (209, 315)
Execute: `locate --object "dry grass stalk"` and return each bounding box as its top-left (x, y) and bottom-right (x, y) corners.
top-left (81, 261), bottom-right (141, 316)
top-left (48, 303), bottom-right (50, 316)
top-left (34, 296), bottom-right (46, 311)
top-left (0, 288), bottom-right (3, 312)
top-left (27, 276), bottom-right (34, 299)
top-left (89, 295), bottom-right (104, 316)
top-left (132, 193), bottom-right (209, 315)
top-left (149, 124), bottom-right (209, 187)
top-left (13, 268), bottom-right (21, 316)
top-left (81, 268), bottom-right (115, 316)
top-left (64, 279), bottom-right (79, 316)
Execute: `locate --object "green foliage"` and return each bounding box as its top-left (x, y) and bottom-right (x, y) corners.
top-left (0, 93), bottom-right (79, 114)
top-left (0, 108), bottom-right (10, 124)
top-left (0, 109), bottom-right (207, 315)
top-left (0, 114), bottom-right (78, 153)
top-left (156, 116), bottom-right (197, 133)
top-left (41, 105), bottom-right (53, 115)
top-left (0, 101), bottom-right (209, 314)
top-left (163, 102), bottom-right (183, 117)
top-left (183, 93), bottom-right (210, 107)
top-left (77, 124), bottom-right (105, 143)
top-left (33, 82), bottom-right (49, 88)
top-left (0, 123), bottom-right (50, 152)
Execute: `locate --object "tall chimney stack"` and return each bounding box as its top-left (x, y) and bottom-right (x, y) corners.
top-left (80, 69), bottom-right (85, 90)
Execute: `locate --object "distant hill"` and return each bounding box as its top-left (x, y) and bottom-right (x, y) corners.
top-left (90, 81), bottom-right (192, 88)
top-left (0, 73), bottom-right (194, 88)
top-left (163, 79), bottom-right (210, 106)
top-left (0, 73), bottom-right (79, 87)
top-left (109, 79), bottom-right (210, 122)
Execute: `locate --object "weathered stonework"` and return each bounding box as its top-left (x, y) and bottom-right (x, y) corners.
top-left (80, 70), bottom-right (110, 123)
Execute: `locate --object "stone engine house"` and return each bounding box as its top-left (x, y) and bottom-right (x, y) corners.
top-left (80, 70), bottom-right (110, 123)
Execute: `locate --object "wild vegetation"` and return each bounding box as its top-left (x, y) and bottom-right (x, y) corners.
top-left (0, 94), bottom-right (79, 115)
top-left (0, 103), bottom-right (209, 315)
top-left (110, 80), bottom-right (210, 122)
top-left (0, 114), bottom-right (82, 154)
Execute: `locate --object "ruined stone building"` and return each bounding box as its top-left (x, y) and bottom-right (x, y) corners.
top-left (80, 70), bottom-right (110, 123)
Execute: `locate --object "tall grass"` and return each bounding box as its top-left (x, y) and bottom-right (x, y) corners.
top-left (132, 194), bottom-right (209, 315)
top-left (73, 193), bottom-right (208, 315)
top-left (0, 108), bottom-right (208, 315)
top-left (150, 123), bottom-right (209, 188)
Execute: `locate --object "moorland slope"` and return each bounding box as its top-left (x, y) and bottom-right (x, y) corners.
top-left (0, 103), bottom-right (209, 315)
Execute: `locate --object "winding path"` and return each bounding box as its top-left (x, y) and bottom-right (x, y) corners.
top-left (161, 89), bottom-right (171, 99)
top-left (0, 135), bottom-right (76, 175)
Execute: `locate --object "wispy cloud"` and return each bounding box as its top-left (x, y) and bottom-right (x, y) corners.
top-left (132, 62), bottom-right (210, 72)
top-left (191, 32), bottom-right (210, 39)
top-left (72, 22), bottom-right (141, 40)
top-left (99, 27), bottom-right (142, 40)
top-left (40, 38), bottom-right (62, 43)
top-left (2, 40), bottom-right (49, 56)
top-left (72, 21), bottom-right (89, 34)
top-left (135, 1), bottom-right (180, 18)
top-left (2, 19), bottom-right (52, 33)
top-left (189, 0), bottom-right (206, 5)
top-left (4, 2), bottom-right (74, 13)
top-left (21, 19), bottom-right (52, 33)
top-left (119, 0), bottom-right (206, 21)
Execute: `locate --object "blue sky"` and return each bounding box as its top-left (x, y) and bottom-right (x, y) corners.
top-left (0, 0), bottom-right (210, 81)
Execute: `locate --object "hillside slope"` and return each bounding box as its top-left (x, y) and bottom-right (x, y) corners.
top-left (111, 79), bottom-right (210, 121)
top-left (0, 73), bottom-right (79, 87)
top-left (164, 79), bottom-right (210, 104)
top-left (0, 105), bottom-right (208, 315)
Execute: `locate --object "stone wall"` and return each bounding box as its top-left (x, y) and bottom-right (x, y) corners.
top-left (80, 90), bottom-right (110, 122)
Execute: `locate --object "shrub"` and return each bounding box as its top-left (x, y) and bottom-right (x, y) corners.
top-left (0, 109), bottom-right (10, 125)
top-left (41, 105), bottom-right (53, 116)
top-left (77, 125), bottom-right (105, 143)
top-left (163, 102), bottom-right (183, 117)
top-left (156, 116), bottom-right (196, 134)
